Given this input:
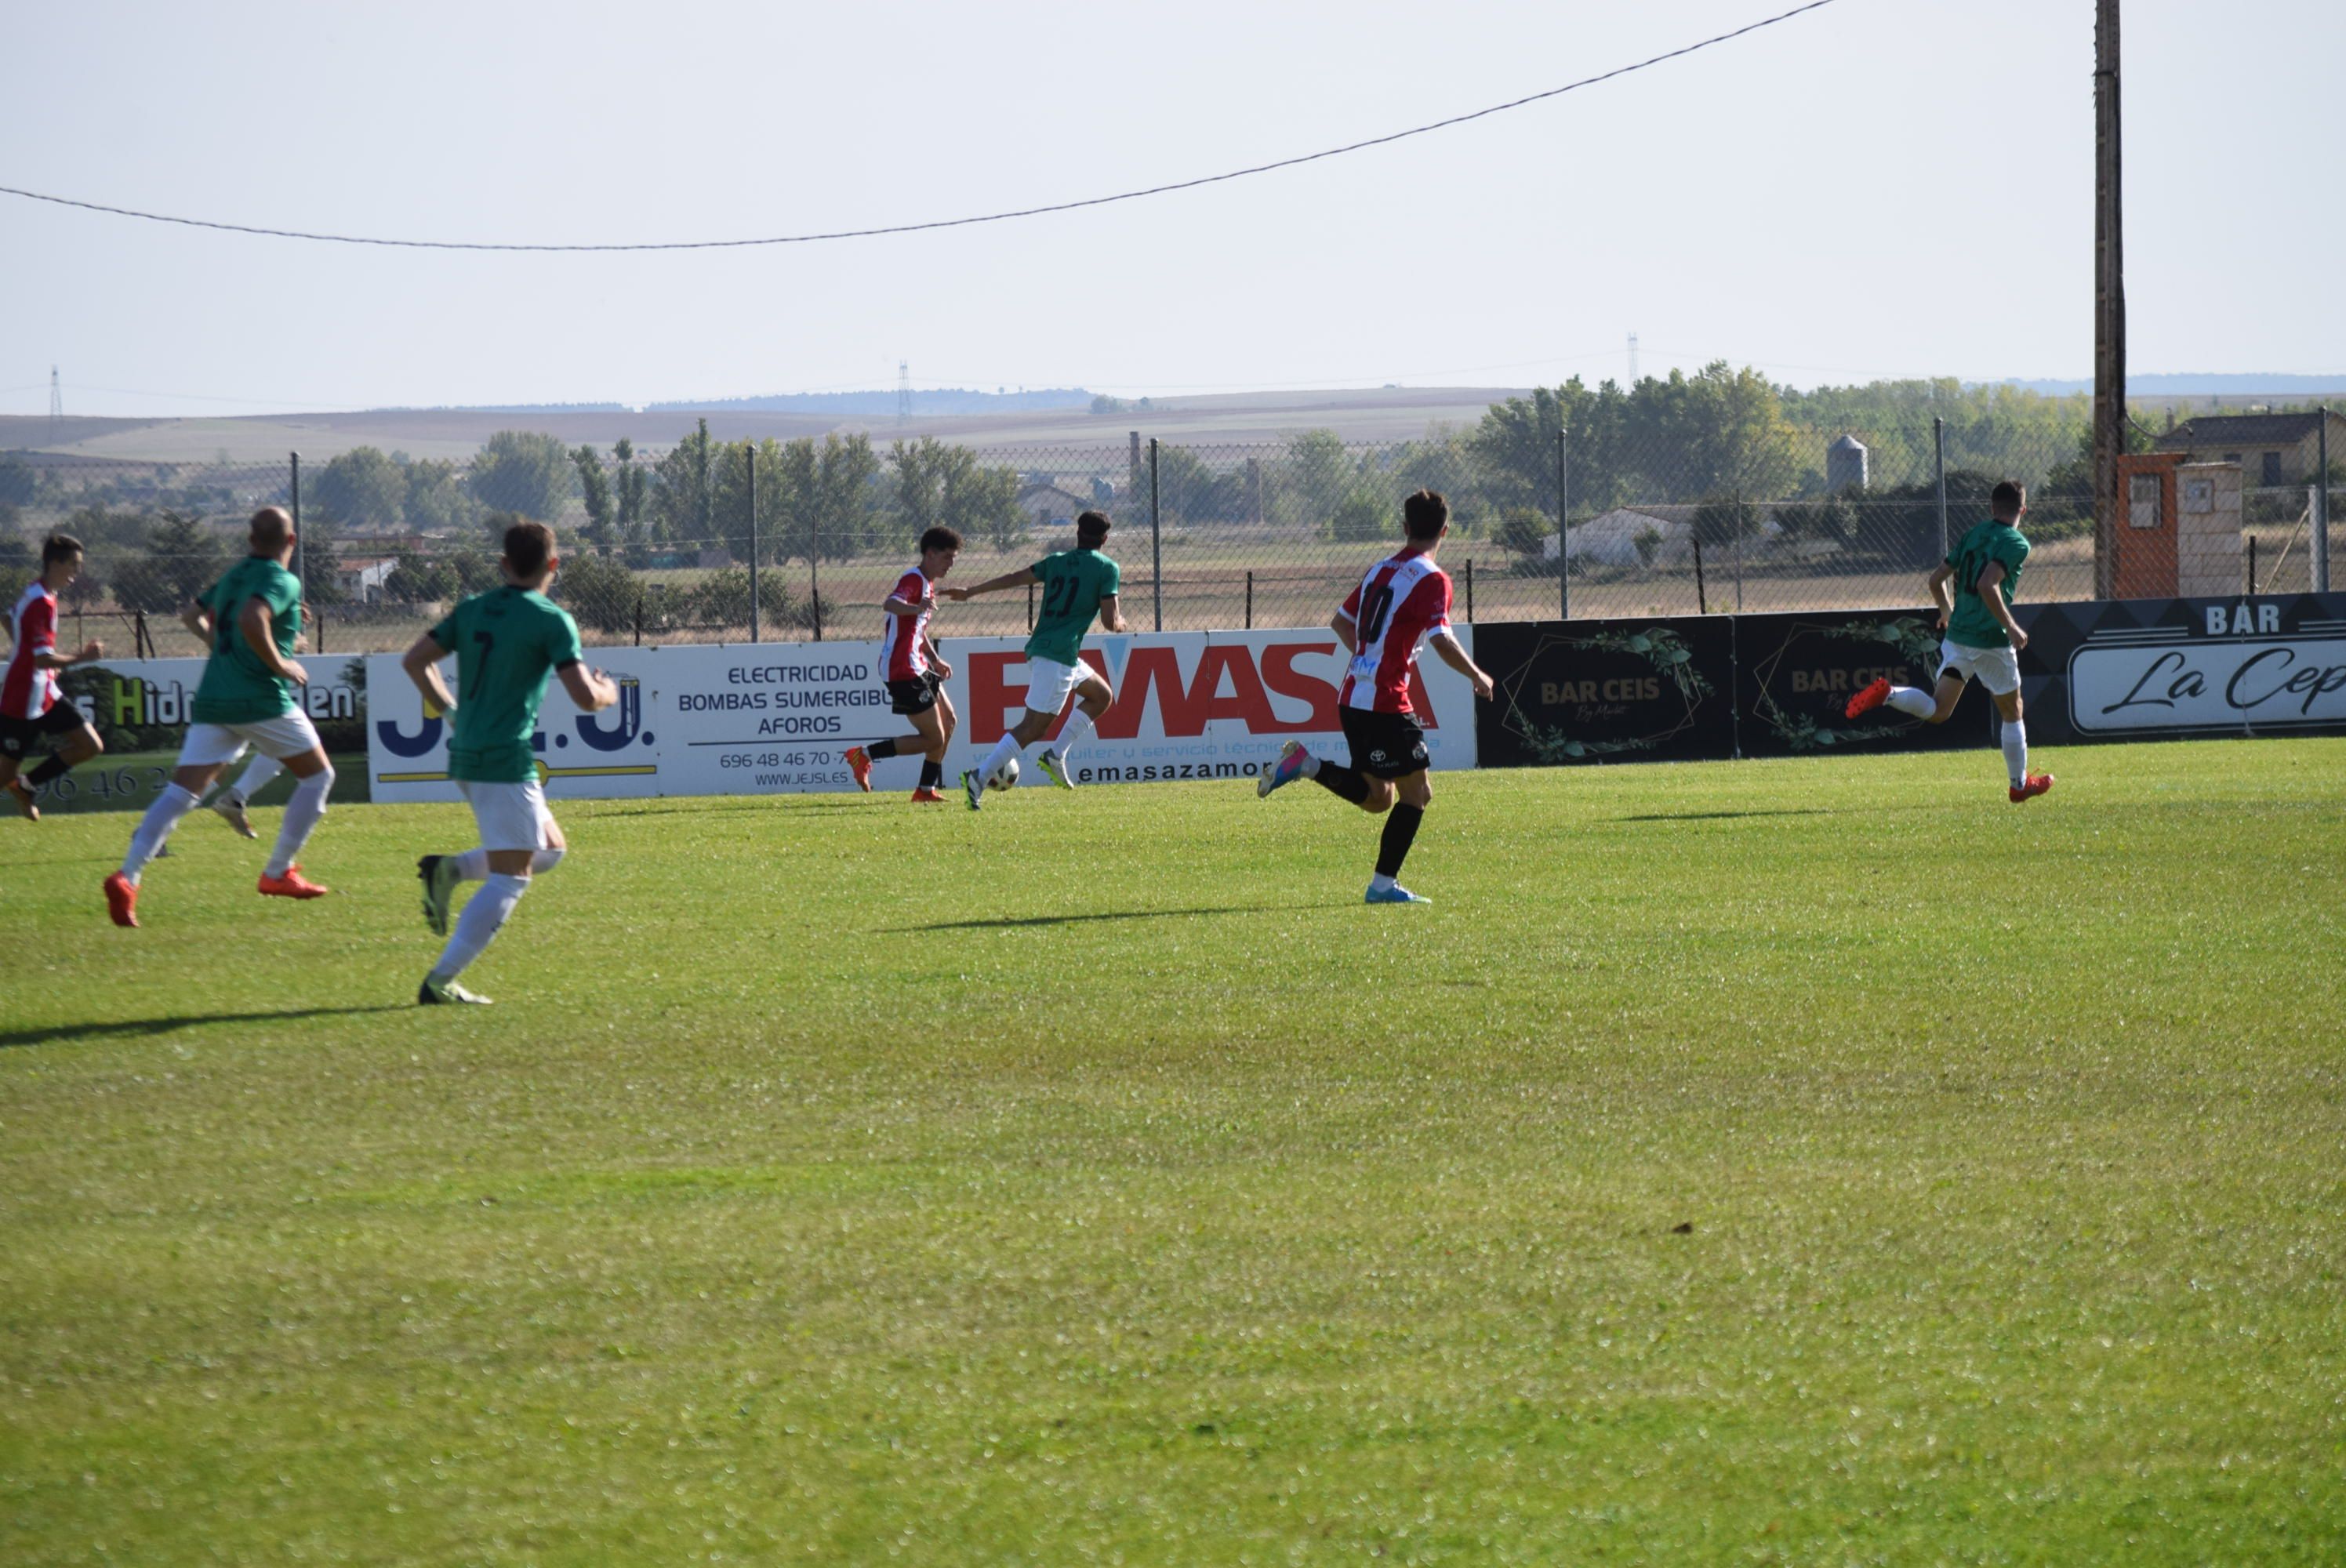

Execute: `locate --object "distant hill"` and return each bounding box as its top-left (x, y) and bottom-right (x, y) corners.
top-left (652, 388), bottom-right (1094, 416)
top-left (1991, 374), bottom-right (2346, 397)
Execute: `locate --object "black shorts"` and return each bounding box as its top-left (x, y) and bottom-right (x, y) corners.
top-left (0, 704), bottom-right (87, 759)
top-left (1340, 706), bottom-right (1429, 780)
top-left (887, 671), bottom-right (943, 717)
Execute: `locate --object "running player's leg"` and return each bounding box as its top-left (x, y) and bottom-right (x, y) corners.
top-left (252, 713), bottom-right (333, 895)
top-left (6, 708), bottom-right (102, 818)
top-left (207, 750), bottom-right (284, 837)
top-left (916, 688), bottom-right (956, 799)
top-left (423, 781), bottom-right (552, 1002)
top-left (107, 729), bottom-right (235, 922)
top-left (1852, 640), bottom-right (1969, 724)
top-left (1369, 768), bottom-right (1431, 902)
top-left (902, 699), bottom-right (949, 798)
top-left (968, 658), bottom-right (1074, 808)
top-left (1040, 669), bottom-right (1111, 788)
top-left (20, 710), bottom-right (103, 794)
top-left (1982, 655), bottom-right (2050, 800)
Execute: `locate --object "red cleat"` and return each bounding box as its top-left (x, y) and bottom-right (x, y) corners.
top-left (258, 865), bottom-right (331, 898)
top-left (844, 746), bottom-right (873, 792)
top-left (5, 777), bottom-right (37, 822)
top-left (1846, 677), bottom-right (1891, 720)
top-left (103, 872), bottom-right (138, 927)
top-left (2009, 772), bottom-right (2054, 804)
top-left (910, 787), bottom-right (949, 804)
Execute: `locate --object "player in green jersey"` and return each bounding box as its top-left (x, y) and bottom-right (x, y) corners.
top-left (943, 509), bottom-right (1128, 808)
top-left (402, 520), bottom-right (617, 1004)
top-left (104, 507), bottom-right (338, 927)
top-left (1846, 479), bottom-right (2054, 803)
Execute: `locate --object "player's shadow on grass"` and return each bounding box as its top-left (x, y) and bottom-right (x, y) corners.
top-left (0, 1004), bottom-right (408, 1051)
top-left (893, 902), bottom-right (1326, 932)
top-left (1614, 808), bottom-right (1829, 823)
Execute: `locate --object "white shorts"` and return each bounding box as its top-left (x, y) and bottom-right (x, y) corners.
top-left (459, 778), bottom-right (557, 852)
top-left (1939, 639), bottom-right (2021, 697)
top-left (1022, 656), bottom-right (1089, 716)
top-left (178, 711), bottom-right (323, 768)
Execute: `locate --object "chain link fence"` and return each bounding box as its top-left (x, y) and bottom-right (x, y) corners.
top-left (5, 412), bottom-right (2338, 656)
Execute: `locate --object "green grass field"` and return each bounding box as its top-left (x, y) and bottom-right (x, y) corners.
top-left (3, 739), bottom-right (2342, 1565)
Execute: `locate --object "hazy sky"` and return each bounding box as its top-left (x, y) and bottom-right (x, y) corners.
top-left (5, 0), bottom-right (2340, 417)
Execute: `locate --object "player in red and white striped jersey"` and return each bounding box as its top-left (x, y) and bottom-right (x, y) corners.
top-left (844, 527), bottom-right (960, 801)
top-left (1, 533), bottom-right (107, 821)
top-left (1255, 490), bottom-right (1492, 904)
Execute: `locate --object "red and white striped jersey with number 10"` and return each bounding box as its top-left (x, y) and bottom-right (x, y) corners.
top-left (1337, 547), bottom-right (1451, 714)
top-left (877, 568), bottom-right (935, 681)
top-left (3, 581), bottom-right (63, 720)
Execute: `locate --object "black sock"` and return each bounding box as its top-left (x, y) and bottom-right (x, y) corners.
top-left (25, 753), bottom-right (71, 788)
top-left (1313, 763), bottom-right (1371, 805)
top-left (869, 737), bottom-right (900, 760)
top-left (918, 759), bottom-right (942, 789)
top-left (1375, 803), bottom-right (1424, 880)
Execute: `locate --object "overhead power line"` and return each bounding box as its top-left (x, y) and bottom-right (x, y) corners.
top-left (0, 1), bottom-right (1836, 254)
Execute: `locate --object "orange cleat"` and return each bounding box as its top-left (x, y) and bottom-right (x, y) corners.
top-left (103, 872), bottom-right (138, 927)
top-left (844, 746), bottom-right (873, 792)
top-left (2009, 772), bottom-right (2054, 804)
top-left (1845, 677), bottom-right (1891, 720)
top-left (5, 777), bottom-right (37, 821)
top-left (910, 787), bottom-right (949, 804)
top-left (258, 865), bottom-right (331, 899)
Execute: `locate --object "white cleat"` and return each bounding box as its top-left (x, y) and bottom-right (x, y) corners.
top-left (1037, 749), bottom-right (1075, 789)
top-left (210, 790), bottom-right (258, 839)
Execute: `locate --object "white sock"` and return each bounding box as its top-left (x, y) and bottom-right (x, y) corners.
top-left (2001, 717), bottom-right (2028, 787)
top-left (1052, 710), bottom-right (1096, 762)
top-left (227, 753), bottom-right (284, 804)
top-left (1299, 753), bottom-right (1321, 777)
top-left (263, 765), bottom-right (332, 877)
top-left (1885, 685), bottom-right (1937, 719)
top-left (976, 732), bottom-right (1022, 793)
top-left (122, 785), bottom-right (202, 884)
top-left (530, 846), bottom-right (565, 874)
top-left (1369, 873), bottom-right (1396, 893)
top-left (430, 873), bottom-right (528, 982)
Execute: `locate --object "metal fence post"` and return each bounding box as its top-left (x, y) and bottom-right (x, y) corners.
top-left (289, 451), bottom-right (303, 601)
top-left (809, 499), bottom-right (822, 642)
top-left (747, 444), bottom-right (761, 643)
top-left (2317, 406), bottom-right (2332, 594)
top-left (1934, 415), bottom-right (1950, 563)
top-left (1149, 437), bottom-right (1162, 632)
top-left (1733, 491), bottom-right (1745, 612)
top-left (1556, 426), bottom-right (1570, 620)
top-left (1244, 570), bottom-right (1253, 630)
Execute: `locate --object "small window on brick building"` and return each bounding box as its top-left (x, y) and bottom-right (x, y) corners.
top-left (2261, 451), bottom-right (2284, 485)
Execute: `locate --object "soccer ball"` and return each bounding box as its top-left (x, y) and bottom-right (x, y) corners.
top-left (988, 755), bottom-right (1022, 791)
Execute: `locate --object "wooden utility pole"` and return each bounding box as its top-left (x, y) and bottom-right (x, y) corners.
top-left (2093, 0), bottom-right (2125, 597)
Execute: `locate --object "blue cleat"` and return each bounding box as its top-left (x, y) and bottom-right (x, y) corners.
top-left (1258, 740), bottom-right (1311, 798)
top-left (1364, 882), bottom-right (1430, 906)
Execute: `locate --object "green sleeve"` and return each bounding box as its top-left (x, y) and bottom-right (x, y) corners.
top-left (1029, 555), bottom-right (1056, 582)
top-left (263, 572), bottom-right (302, 618)
top-left (1998, 535), bottom-right (2032, 572)
top-left (1102, 559), bottom-right (1121, 595)
top-left (428, 607), bottom-right (459, 652)
top-left (547, 608), bottom-right (584, 666)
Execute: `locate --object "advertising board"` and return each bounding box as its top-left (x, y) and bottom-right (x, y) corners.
top-left (1475, 617), bottom-right (1736, 767)
top-left (19, 655), bottom-right (370, 815)
top-left (365, 627), bottom-right (1477, 802)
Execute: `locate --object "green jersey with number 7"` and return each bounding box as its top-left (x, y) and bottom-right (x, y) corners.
top-left (428, 583), bottom-right (585, 782)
